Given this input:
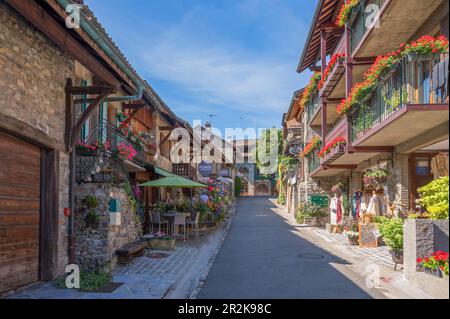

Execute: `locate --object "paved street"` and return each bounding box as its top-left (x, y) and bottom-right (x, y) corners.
top-left (198, 197), bottom-right (386, 299)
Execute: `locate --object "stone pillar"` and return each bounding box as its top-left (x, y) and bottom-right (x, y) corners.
top-left (403, 219), bottom-right (449, 298)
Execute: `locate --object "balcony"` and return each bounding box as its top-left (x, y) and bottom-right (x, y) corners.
top-left (172, 163), bottom-right (196, 179)
top-left (76, 119), bottom-right (150, 169)
top-left (351, 54), bottom-right (449, 148)
top-left (308, 150), bottom-right (320, 175)
top-left (307, 93), bottom-right (321, 127)
top-left (350, 0), bottom-right (445, 58)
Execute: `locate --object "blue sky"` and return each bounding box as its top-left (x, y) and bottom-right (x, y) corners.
top-left (85, 0), bottom-right (316, 132)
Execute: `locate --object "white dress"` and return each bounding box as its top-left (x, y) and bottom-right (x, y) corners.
top-left (330, 195), bottom-right (337, 225)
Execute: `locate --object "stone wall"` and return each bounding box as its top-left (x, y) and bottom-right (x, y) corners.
top-left (75, 183), bottom-right (142, 272)
top-left (0, 2), bottom-right (75, 277)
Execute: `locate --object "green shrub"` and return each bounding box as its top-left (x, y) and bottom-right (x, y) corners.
top-left (295, 202), bottom-right (327, 223)
top-left (85, 195), bottom-right (98, 209)
top-left (235, 176), bottom-right (242, 197)
top-left (418, 176), bottom-right (449, 220)
top-left (57, 270), bottom-right (111, 291)
top-left (374, 217), bottom-right (404, 251)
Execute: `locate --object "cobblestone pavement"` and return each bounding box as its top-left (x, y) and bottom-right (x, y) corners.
top-left (8, 214), bottom-right (233, 299)
top-left (274, 200), bottom-right (432, 299)
top-left (312, 228), bottom-right (395, 268)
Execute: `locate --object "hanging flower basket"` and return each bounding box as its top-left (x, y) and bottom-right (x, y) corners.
top-left (363, 167), bottom-right (390, 190)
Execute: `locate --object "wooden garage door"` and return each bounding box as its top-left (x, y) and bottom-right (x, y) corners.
top-left (0, 132), bottom-right (41, 294)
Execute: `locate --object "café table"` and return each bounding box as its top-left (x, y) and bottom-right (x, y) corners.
top-left (161, 211), bottom-right (190, 238)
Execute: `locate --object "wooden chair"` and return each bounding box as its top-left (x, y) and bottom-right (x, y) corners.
top-left (186, 210), bottom-right (200, 239)
top-left (173, 213), bottom-right (187, 241)
top-left (151, 209), bottom-right (168, 234)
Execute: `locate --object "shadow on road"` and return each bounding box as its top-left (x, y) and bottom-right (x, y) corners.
top-left (198, 196), bottom-right (378, 299)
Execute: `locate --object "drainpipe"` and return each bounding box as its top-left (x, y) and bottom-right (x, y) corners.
top-left (56, 0), bottom-right (145, 264)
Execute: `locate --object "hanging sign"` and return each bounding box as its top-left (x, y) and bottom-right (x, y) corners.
top-left (198, 161), bottom-right (213, 177)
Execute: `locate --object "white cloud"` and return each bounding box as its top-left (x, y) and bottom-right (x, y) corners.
top-left (139, 34), bottom-right (298, 114)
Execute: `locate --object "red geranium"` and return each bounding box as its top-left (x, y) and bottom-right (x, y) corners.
top-left (335, 0), bottom-right (360, 27)
top-left (317, 137), bottom-right (347, 158)
top-left (336, 35), bottom-right (449, 115)
top-left (318, 53), bottom-right (346, 90)
top-left (299, 136), bottom-right (321, 158)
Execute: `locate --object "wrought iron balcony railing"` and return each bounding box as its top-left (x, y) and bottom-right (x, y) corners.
top-left (351, 54), bottom-right (449, 142)
top-left (76, 119), bottom-right (149, 167)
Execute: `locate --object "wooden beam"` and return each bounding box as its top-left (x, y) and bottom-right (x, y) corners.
top-left (353, 146), bottom-right (394, 153)
top-left (65, 79), bottom-right (73, 152)
top-left (69, 85), bottom-right (118, 95)
top-left (327, 164), bottom-right (358, 169)
top-left (6, 0), bottom-right (120, 86)
top-left (0, 113), bottom-right (65, 151)
top-left (70, 90), bottom-right (114, 147)
top-left (159, 126), bottom-right (173, 131)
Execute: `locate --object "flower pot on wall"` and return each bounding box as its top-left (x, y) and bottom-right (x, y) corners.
top-left (148, 238), bottom-right (176, 250)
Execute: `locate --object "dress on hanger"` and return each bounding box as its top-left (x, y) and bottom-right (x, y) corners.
top-left (330, 195), bottom-right (337, 225)
top-left (336, 195), bottom-right (343, 225)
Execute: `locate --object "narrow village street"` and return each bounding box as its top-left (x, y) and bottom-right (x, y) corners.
top-left (198, 197), bottom-right (384, 299)
top-left (1, 0), bottom-right (448, 304)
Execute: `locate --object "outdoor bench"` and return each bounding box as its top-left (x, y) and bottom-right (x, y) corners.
top-left (116, 240), bottom-right (147, 264)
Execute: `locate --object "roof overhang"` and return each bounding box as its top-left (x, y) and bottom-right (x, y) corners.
top-left (297, 0), bottom-right (343, 73)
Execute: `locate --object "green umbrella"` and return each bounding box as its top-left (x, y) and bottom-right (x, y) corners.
top-left (139, 175), bottom-right (207, 188)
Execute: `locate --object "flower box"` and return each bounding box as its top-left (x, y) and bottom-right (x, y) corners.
top-left (406, 53), bottom-right (439, 63)
top-left (148, 238), bottom-right (176, 250)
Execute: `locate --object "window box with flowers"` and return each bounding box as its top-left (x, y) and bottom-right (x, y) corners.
top-left (417, 251), bottom-right (449, 279)
top-left (75, 141), bottom-right (110, 156)
top-left (317, 137), bottom-right (347, 159)
top-left (336, 35), bottom-right (449, 116)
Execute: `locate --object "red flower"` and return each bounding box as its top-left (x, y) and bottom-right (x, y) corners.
top-left (318, 137), bottom-right (347, 158)
top-left (300, 136), bottom-right (321, 158)
top-left (417, 258), bottom-right (423, 263)
top-left (318, 53), bottom-right (346, 90)
top-left (299, 72), bottom-right (321, 111)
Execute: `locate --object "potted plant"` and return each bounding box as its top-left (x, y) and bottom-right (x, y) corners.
top-left (374, 217), bottom-right (404, 265)
top-left (363, 167), bottom-right (390, 190)
top-left (295, 202), bottom-right (328, 227)
top-left (417, 251), bottom-right (449, 278)
top-left (344, 230), bottom-right (359, 245)
top-left (148, 232), bottom-right (175, 250)
top-left (84, 195), bottom-right (100, 229)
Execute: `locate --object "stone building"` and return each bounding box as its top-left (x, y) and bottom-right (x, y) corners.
top-left (296, 0), bottom-right (449, 215)
top-left (282, 90), bottom-right (328, 215)
top-left (0, 0), bottom-right (189, 296)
